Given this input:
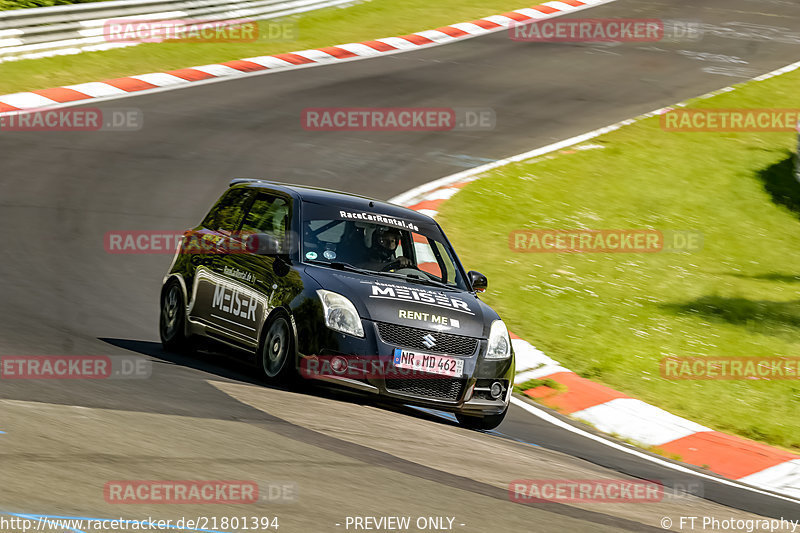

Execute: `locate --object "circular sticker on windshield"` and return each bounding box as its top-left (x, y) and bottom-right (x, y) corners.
top-left (323, 250), bottom-right (337, 260)
top-left (305, 251), bottom-right (318, 260)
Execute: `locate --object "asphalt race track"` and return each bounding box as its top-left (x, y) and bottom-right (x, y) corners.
top-left (1, 0), bottom-right (800, 530)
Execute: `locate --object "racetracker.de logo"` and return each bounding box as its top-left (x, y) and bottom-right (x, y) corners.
top-left (104, 230), bottom-right (280, 254)
top-left (301, 107), bottom-right (495, 131)
top-left (660, 108), bottom-right (800, 131)
top-left (104, 19), bottom-right (258, 43)
top-left (509, 18), bottom-right (664, 42)
top-left (0, 356), bottom-right (151, 379)
top-left (509, 229), bottom-right (703, 253)
top-left (300, 355), bottom-right (455, 380)
top-left (104, 481), bottom-right (259, 504)
top-left (0, 108), bottom-right (143, 132)
top-left (661, 357), bottom-right (800, 380)
top-left (509, 480), bottom-right (663, 503)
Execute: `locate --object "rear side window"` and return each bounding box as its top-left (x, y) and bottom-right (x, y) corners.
top-left (241, 194), bottom-right (290, 239)
top-left (202, 188), bottom-right (253, 232)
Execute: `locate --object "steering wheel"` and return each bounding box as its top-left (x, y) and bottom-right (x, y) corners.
top-left (380, 259), bottom-right (407, 272)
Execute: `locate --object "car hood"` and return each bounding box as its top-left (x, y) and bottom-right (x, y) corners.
top-left (303, 266), bottom-right (494, 338)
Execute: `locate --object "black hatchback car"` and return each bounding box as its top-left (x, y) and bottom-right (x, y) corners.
top-left (160, 179), bottom-right (514, 429)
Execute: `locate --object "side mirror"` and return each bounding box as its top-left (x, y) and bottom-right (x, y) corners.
top-left (468, 270), bottom-right (488, 293)
top-left (246, 233), bottom-right (282, 255)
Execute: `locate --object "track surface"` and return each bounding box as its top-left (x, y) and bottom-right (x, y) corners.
top-left (1, 0), bottom-right (800, 530)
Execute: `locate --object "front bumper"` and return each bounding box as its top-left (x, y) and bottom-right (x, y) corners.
top-left (297, 319), bottom-right (514, 416)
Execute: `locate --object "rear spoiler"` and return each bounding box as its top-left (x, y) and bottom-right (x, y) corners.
top-left (229, 178), bottom-right (270, 187)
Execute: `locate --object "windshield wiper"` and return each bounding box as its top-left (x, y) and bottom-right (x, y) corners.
top-left (377, 271), bottom-right (455, 290)
top-left (306, 260), bottom-right (456, 290)
top-left (305, 260), bottom-right (377, 276)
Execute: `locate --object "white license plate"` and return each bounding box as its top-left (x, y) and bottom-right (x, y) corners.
top-left (392, 348), bottom-right (464, 378)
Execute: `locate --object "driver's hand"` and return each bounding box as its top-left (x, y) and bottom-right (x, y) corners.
top-left (397, 256), bottom-right (412, 267)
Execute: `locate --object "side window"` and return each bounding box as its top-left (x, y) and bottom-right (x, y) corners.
top-left (203, 188), bottom-right (253, 233)
top-left (241, 194), bottom-right (290, 240)
top-left (412, 233), bottom-right (443, 279)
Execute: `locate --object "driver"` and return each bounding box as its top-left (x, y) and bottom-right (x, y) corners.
top-left (366, 227), bottom-right (412, 270)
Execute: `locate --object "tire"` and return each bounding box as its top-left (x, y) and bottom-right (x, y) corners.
top-left (159, 279), bottom-right (192, 353)
top-left (456, 408), bottom-right (507, 431)
top-left (258, 314), bottom-right (296, 383)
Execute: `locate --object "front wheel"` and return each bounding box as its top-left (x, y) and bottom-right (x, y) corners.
top-left (160, 280), bottom-right (192, 353)
top-left (258, 315), bottom-right (296, 383)
top-left (456, 409), bottom-right (507, 430)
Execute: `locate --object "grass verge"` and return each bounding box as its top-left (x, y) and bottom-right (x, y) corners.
top-left (439, 69), bottom-right (800, 452)
top-left (1, 0), bottom-right (107, 10)
top-left (0, 0), bottom-right (540, 94)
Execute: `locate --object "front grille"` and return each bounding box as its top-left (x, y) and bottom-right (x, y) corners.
top-left (376, 322), bottom-right (479, 355)
top-left (385, 378), bottom-right (464, 401)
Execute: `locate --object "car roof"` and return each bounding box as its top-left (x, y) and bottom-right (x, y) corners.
top-left (229, 178), bottom-right (436, 225)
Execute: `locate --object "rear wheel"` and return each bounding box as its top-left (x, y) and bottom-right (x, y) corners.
top-left (259, 315), bottom-right (296, 383)
top-left (456, 408), bottom-right (507, 431)
top-left (160, 280), bottom-right (192, 353)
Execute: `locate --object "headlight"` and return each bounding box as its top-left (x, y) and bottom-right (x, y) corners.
top-left (486, 320), bottom-right (511, 359)
top-left (316, 290), bottom-right (364, 338)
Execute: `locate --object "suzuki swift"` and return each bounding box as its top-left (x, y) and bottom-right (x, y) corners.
top-left (160, 179), bottom-right (514, 429)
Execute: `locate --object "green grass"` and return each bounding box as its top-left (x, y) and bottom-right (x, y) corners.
top-left (0, 0), bottom-right (107, 11)
top-left (0, 0), bottom-right (538, 94)
top-left (439, 71), bottom-right (800, 452)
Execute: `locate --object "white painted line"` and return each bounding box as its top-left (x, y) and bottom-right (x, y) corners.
top-left (510, 397), bottom-right (800, 503)
top-left (191, 64), bottom-right (248, 77)
top-left (513, 8), bottom-right (549, 19)
top-left (414, 30), bottom-right (457, 44)
top-left (334, 42), bottom-right (385, 56)
top-left (753, 59), bottom-right (800, 82)
top-left (62, 82), bottom-right (128, 98)
top-left (374, 37), bottom-right (419, 50)
top-left (420, 187), bottom-right (460, 201)
top-left (738, 460), bottom-right (800, 499)
top-left (0, 92), bottom-right (58, 109)
top-left (242, 55), bottom-right (297, 68)
top-left (292, 49), bottom-right (337, 62)
top-left (449, 23), bottom-right (492, 35)
top-left (542, 1), bottom-right (577, 10)
top-left (512, 339), bottom-right (572, 381)
top-left (130, 73), bottom-right (189, 87)
top-left (389, 120), bottom-right (626, 206)
top-left (515, 366), bottom-right (573, 382)
top-left (481, 15), bottom-right (517, 27)
top-left (572, 398), bottom-right (712, 447)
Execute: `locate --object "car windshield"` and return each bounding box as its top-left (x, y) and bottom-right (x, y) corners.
top-left (301, 203), bottom-right (468, 290)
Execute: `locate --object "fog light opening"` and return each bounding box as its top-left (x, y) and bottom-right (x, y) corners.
top-left (331, 356), bottom-right (348, 374)
top-left (489, 381), bottom-right (503, 399)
